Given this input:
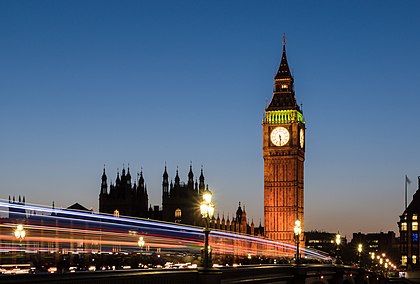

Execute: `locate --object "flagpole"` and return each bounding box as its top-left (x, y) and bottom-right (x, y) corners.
top-left (405, 175), bottom-right (408, 210)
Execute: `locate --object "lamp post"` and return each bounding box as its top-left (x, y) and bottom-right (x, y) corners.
top-left (370, 252), bottom-right (375, 271)
top-left (200, 188), bottom-right (215, 269)
top-left (294, 219), bottom-right (302, 264)
top-left (14, 224), bottom-right (26, 243)
top-left (138, 236), bottom-right (145, 252)
top-left (357, 244), bottom-right (363, 267)
top-left (14, 224), bottom-right (26, 263)
top-left (335, 232), bottom-right (342, 265)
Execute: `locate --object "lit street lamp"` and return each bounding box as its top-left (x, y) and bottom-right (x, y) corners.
top-left (200, 188), bottom-right (215, 269)
top-left (335, 232), bottom-right (342, 265)
top-left (371, 252), bottom-right (376, 270)
top-left (357, 244), bottom-right (363, 267)
top-left (14, 224), bottom-right (26, 243)
top-left (294, 219), bottom-right (302, 264)
top-left (138, 236), bottom-right (145, 252)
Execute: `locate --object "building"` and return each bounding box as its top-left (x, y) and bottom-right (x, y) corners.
top-left (98, 165), bottom-right (264, 236)
top-left (398, 177), bottom-right (420, 269)
top-left (99, 167), bottom-right (149, 218)
top-left (350, 231), bottom-right (399, 264)
top-left (262, 39), bottom-right (305, 243)
top-left (304, 231), bottom-right (347, 255)
top-left (99, 165), bottom-right (204, 226)
top-left (162, 165), bottom-right (203, 225)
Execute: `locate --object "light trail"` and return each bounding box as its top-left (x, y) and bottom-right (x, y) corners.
top-left (0, 200), bottom-right (331, 261)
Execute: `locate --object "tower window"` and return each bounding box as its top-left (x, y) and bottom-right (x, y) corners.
top-left (281, 84), bottom-right (288, 89)
top-left (414, 214), bottom-right (418, 220)
top-left (414, 255), bottom-right (417, 264)
top-left (413, 222), bottom-right (418, 231)
top-left (402, 222), bottom-right (408, 231)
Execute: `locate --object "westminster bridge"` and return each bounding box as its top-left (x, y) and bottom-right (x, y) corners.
top-left (0, 201), bottom-right (400, 283)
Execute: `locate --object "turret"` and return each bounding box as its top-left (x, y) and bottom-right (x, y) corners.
top-left (138, 170), bottom-right (145, 189)
top-left (126, 166), bottom-right (132, 187)
top-left (236, 202), bottom-right (243, 224)
top-left (115, 170), bottom-right (121, 187)
top-left (188, 163), bottom-right (194, 188)
top-left (101, 167), bottom-right (108, 195)
top-left (199, 167), bottom-right (205, 192)
top-left (162, 165), bottom-right (169, 202)
top-left (174, 168), bottom-right (180, 186)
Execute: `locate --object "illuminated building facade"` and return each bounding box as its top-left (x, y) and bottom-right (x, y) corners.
top-left (398, 177), bottom-right (420, 269)
top-left (262, 40), bottom-right (305, 243)
top-left (304, 231), bottom-right (346, 254)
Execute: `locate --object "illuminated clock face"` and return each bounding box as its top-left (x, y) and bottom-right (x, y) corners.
top-left (270, 127), bottom-right (290, 146)
top-left (300, 129), bottom-right (304, 148)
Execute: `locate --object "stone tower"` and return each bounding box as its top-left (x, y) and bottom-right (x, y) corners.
top-left (262, 39), bottom-right (305, 243)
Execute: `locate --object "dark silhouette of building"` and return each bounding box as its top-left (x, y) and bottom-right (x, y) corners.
top-left (98, 164), bottom-right (264, 236)
top-left (398, 176), bottom-right (420, 269)
top-left (99, 167), bottom-right (149, 218)
top-left (99, 164), bottom-right (204, 226)
top-left (8, 195), bottom-right (27, 220)
top-left (162, 165), bottom-right (202, 225)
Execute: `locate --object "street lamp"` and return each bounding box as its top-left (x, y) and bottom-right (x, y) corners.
top-left (14, 224), bottom-right (26, 242)
top-left (357, 244), bottom-right (363, 267)
top-left (371, 252), bottom-right (375, 270)
top-left (294, 219), bottom-right (302, 264)
top-left (335, 232), bottom-right (342, 265)
top-left (138, 236), bottom-right (145, 252)
top-left (200, 188), bottom-right (215, 269)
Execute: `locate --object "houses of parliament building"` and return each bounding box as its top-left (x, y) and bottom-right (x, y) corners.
top-left (98, 165), bottom-right (264, 236)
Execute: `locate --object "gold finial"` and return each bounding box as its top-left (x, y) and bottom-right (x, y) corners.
top-left (282, 32), bottom-right (287, 47)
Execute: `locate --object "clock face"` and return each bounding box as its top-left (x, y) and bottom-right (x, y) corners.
top-left (300, 129), bottom-right (304, 148)
top-left (270, 127), bottom-right (290, 146)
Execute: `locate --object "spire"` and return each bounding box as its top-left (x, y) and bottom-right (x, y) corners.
top-left (102, 166), bottom-right (107, 181)
top-left (162, 164), bottom-right (169, 194)
top-left (126, 165), bottom-right (131, 181)
top-left (101, 166), bottom-right (108, 194)
top-left (199, 166), bottom-right (205, 191)
top-left (266, 34), bottom-right (300, 112)
top-left (116, 169), bottom-right (121, 186)
top-left (175, 167), bottom-right (180, 185)
top-left (236, 202), bottom-right (243, 223)
top-left (138, 169), bottom-right (145, 190)
top-left (275, 32), bottom-right (292, 80)
top-left (188, 162), bottom-right (194, 182)
top-left (163, 164), bottom-right (168, 180)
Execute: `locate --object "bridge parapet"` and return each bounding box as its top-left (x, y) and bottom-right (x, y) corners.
top-left (0, 264), bottom-right (387, 284)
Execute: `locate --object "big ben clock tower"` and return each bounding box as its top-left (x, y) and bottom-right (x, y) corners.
top-left (263, 39), bottom-right (305, 243)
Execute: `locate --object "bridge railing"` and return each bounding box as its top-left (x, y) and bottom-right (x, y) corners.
top-left (0, 264), bottom-right (387, 284)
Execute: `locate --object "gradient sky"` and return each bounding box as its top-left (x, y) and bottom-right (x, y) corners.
top-left (1, 1), bottom-right (419, 239)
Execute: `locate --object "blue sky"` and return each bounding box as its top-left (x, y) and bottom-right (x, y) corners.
top-left (1, 1), bottom-right (419, 238)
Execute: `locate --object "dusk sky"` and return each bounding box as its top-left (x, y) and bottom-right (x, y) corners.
top-left (1, 1), bottom-right (419, 238)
